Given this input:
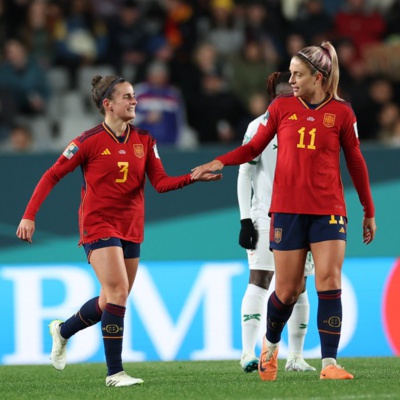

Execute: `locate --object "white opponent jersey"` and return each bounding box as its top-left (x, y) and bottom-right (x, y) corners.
top-left (237, 115), bottom-right (277, 230)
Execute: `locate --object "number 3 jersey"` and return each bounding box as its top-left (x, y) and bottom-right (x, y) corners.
top-left (218, 94), bottom-right (374, 218)
top-left (23, 123), bottom-right (193, 245)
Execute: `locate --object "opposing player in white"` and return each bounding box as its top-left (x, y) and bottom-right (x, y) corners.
top-left (238, 72), bottom-right (316, 373)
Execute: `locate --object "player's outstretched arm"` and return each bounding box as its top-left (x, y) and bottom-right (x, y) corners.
top-left (16, 218), bottom-right (35, 244)
top-left (191, 160), bottom-right (224, 181)
top-left (362, 217), bottom-right (377, 245)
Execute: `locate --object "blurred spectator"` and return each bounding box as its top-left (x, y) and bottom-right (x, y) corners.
top-left (134, 61), bottom-right (188, 146)
top-left (187, 70), bottom-right (245, 144)
top-left (356, 77), bottom-right (396, 140)
top-left (278, 32), bottom-right (306, 71)
top-left (377, 102), bottom-right (400, 143)
top-left (163, 0), bottom-right (198, 63)
top-left (237, 91), bottom-right (269, 136)
top-left (227, 40), bottom-right (276, 109)
top-left (90, 0), bottom-right (124, 20)
top-left (18, 0), bottom-right (55, 68)
top-left (333, 0), bottom-right (387, 59)
top-left (0, 124), bottom-right (35, 153)
top-left (335, 38), bottom-right (358, 94)
top-left (52, 0), bottom-right (108, 88)
top-left (244, 0), bottom-right (288, 57)
top-left (170, 41), bottom-right (228, 107)
top-left (0, 38), bottom-right (50, 116)
top-left (292, 0), bottom-right (334, 45)
top-left (384, 116), bottom-right (400, 147)
top-left (198, 0), bottom-right (244, 60)
top-left (106, 0), bottom-right (150, 79)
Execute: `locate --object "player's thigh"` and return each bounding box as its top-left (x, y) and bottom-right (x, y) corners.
top-left (309, 215), bottom-right (347, 291)
top-left (273, 249), bottom-right (308, 303)
top-left (311, 240), bottom-right (345, 291)
top-left (90, 246), bottom-right (128, 292)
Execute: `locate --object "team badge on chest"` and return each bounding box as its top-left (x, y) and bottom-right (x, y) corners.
top-left (133, 144), bottom-right (144, 158)
top-left (323, 113), bottom-right (336, 128)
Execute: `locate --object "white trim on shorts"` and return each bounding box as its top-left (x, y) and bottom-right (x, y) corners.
top-left (246, 229), bottom-right (314, 276)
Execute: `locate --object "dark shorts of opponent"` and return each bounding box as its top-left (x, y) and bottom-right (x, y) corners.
top-left (83, 237), bottom-right (141, 262)
top-left (270, 213), bottom-right (347, 251)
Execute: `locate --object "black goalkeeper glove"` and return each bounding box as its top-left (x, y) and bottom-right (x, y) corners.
top-left (239, 218), bottom-right (258, 250)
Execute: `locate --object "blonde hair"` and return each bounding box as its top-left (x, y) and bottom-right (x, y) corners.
top-left (294, 41), bottom-right (342, 100)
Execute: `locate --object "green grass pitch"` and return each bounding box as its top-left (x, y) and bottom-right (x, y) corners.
top-left (1, 358), bottom-right (399, 400)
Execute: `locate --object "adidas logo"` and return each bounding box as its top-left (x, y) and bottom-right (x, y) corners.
top-left (339, 227), bottom-right (345, 233)
top-left (102, 148), bottom-right (111, 155)
top-left (288, 114), bottom-right (298, 120)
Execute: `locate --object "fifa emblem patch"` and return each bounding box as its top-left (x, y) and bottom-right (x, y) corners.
top-left (133, 144), bottom-right (144, 158)
top-left (63, 142), bottom-right (79, 159)
top-left (323, 113), bottom-right (336, 128)
top-left (274, 228), bottom-right (282, 243)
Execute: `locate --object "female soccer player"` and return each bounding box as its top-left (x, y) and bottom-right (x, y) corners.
top-left (192, 41), bottom-right (377, 381)
top-left (16, 75), bottom-right (221, 387)
top-left (238, 71), bottom-right (315, 374)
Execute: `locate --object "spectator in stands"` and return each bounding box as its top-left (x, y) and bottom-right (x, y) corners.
top-left (0, 38), bottom-right (50, 116)
top-left (384, 116), bottom-right (400, 147)
top-left (227, 40), bottom-right (276, 110)
top-left (377, 102), bottom-right (400, 144)
top-left (0, 124), bottom-right (35, 153)
top-left (52, 0), bottom-right (109, 88)
top-left (292, 0), bottom-right (334, 45)
top-left (18, 0), bottom-right (55, 68)
top-left (163, 0), bottom-right (198, 63)
top-left (243, 0), bottom-right (287, 57)
top-left (278, 32), bottom-right (306, 72)
top-left (333, 0), bottom-right (387, 59)
top-left (134, 61), bottom-right (187, 146)
top-left (198, 0), bottom-right (244, 60)
top-left (106, 0), bottom-right (150, 79)
top-left (187, 69), bottom-right (245, 144)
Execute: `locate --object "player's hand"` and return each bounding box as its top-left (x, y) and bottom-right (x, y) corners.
top-left (192, 172), bottom-right (223, 182)
top-left (16, 218), bottom-right (35, 244)
top-left (239, 218), bottom-right (258, 250)
top-left (362, 217), bottom-right (377, 244)
top-left (191, 160), bottom-right (224, 181)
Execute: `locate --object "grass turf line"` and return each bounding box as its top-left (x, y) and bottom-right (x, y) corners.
top-left (0, 358), bottom-right (399, 400)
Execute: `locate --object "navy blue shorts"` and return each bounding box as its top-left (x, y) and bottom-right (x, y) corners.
top-left (83, 237), bottom-right (140, 261)
top-left (270, 213), bottom-right (347, 251)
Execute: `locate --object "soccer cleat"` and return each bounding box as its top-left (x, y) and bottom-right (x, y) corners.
top-left (258, 337), bottom-right (279, 381)
top-left (285, 354), bottom-right (316, 371)
top-left (106, 371), bottom-right (144, 387)
top-left (320, 363), bottom-right (354, 380)
top-left (49, 319), bottom-right (68, 371)
top-left (240, 353), bottom-right (259, 373)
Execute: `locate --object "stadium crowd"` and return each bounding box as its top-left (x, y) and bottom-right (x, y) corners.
top-left (0, 0), bottom-right (400, 152)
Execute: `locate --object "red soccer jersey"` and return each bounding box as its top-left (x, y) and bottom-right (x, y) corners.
top-left (217, 94), bottom-right (375, 218)
top-left (23, 123), bottom-right (193, 244)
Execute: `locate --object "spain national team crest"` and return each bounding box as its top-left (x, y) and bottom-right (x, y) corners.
top-left (274, 228), bottom-right (282, 243)
top-left (323, 113), bottom-right (336, 128)
top-left (133, 144), bottom-right (144, 158)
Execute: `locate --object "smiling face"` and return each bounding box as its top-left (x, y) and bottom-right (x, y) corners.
top-left (105, 81), bottom-right (137, 121)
